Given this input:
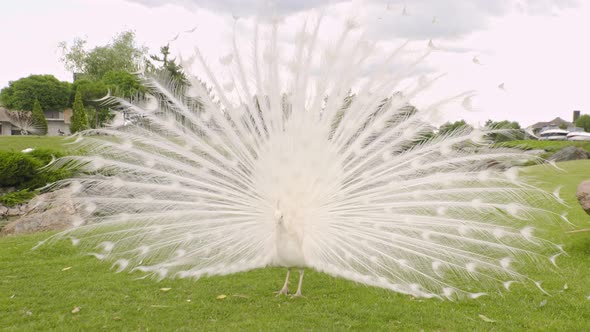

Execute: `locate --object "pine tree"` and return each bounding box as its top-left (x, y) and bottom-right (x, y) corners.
top-left (70, 90), bottom-right (89, 133)
top-left (31, 99), bottom-right (48, 135)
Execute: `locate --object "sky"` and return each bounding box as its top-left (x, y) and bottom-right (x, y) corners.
top-left (0, 0), bottom-right (588, 127)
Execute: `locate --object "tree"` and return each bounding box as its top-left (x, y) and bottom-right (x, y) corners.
top-left (102, 70), bottom-right (145, 98)
top-left (70, 91), bottom-right (89, 133)
top-left (71, 79), bottom-right (113, 128)
top-left (0, 75), bottom-right (71, 111)
top-left (58, 37), bottom-right (88, 74)
top-left (438, 120), bottom-right (472, 136)
top-left (484, 119), bottom-right (523, 142)
top-left (31, 99), bottom-right (48, 135)
top-left (71, 79), bottom-right (109, 104)
top-left (59, 31), bottom-right (150, 129)
top-left (147, 44), bottom-right (189, 87)
top-left (575, 114), bottom-right (590, 132)
top-left (59, 30), bottom-right (147, 81)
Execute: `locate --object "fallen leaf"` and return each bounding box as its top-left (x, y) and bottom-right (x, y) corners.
top-left (71, 307), bottom-right (81, 314)
top-left (62, 267), bottom-right (72, 271)
top-left (113, 316), bottom-right (122, 321)
top-left (563, 283), bottom-right (569, 290)
top-left (539, 300), bottom-right (547, 307)
top-left (216, 294), bottom-right (227, 300)
top-left (10, 294), bottom-right (15, 299)
top-left (25, 310), bottom-right (32, 316)
top-left (186, 299), bottom-right (191, 302)
top-left (159, 288), bottom-right (171, 292)
top-left (478, 314), bottom-right (496, 323)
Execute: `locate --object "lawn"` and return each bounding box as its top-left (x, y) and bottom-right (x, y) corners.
top-left (1, 160), bottom-right (590, 330)
top-left (0, 136), bottom-right (72, 153)
top-left (499, 140), bottom-right (590, 153)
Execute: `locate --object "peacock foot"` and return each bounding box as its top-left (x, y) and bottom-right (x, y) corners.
top-left (275, 268), bottom-right (291, 296)
top-left (290, 291), bottom-right (304, 298)
top-left (274, 287), bottom-right (289, 296)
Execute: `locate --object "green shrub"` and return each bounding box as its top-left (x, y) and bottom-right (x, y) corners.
top-left (0, 151), bottom-right (41, 187)
top-left (0, 189), bottom-right (36, 207)
top-left (0, 149), bottom-right (72, 189)
top-left (28, 148), bottom-right (65, 164)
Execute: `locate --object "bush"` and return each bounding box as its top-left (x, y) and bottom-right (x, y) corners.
top-left (0, 189), bottom-right (36, 207)
top-left (0, 149), bottom-right (72, 189)
top-left (28, 148), bottom-right (64, 164)
top-left (0, 151), bottom-right (41, 187)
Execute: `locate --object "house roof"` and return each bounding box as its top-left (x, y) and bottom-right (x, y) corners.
top-left (0, 107), bottom-right (13, 122)
top-left (531, 117), bottom-right (571, 129)
top-left (0, 107), bottom-right (72, 124)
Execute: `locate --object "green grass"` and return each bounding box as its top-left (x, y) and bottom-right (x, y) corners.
top-left (0, 136), bottom-right (72, 153)
top-left (499, 140), bottom-right (590, 153)
top-left (1, 161), bottom-right (590, 330)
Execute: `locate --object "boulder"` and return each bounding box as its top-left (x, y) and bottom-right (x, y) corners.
top-left (577, 180), bottom-right (590, 215)
top-left (1, 189), bottom-right (79, 236)
top-left (547, 146), bottom-right (590, 162)
top-left (6, 207), bottom-right (22, 216)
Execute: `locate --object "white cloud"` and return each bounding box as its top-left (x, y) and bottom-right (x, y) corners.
top-left (126, 0), bottom-right (349, 16)
top-left (126, 0), bottom-right (580, 39)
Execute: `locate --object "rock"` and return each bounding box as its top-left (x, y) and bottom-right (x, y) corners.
top-left (1, 188), bottom-right (79, 236)
top-left (547, 146), bottom-right (590, 162)
top-left (0, 206), bottom-right (7, 216)
top-left (6, 207), bottom-right (22, 216)
top-left (577, 180), bottom-right (590, 215)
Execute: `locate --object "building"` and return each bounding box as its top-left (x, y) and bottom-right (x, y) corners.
top-left (573, 110), bottom-right (581, 123)
top-left (0, 107), bottom-right (72, 136)
top-left (42, 109), bottom-right (73, 136)
top-left (0, 107), bottom-right (12, 135)
top-left (530, 117), bottom-right (572, 134)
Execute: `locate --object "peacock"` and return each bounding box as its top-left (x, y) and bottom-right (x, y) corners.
top-left (39, 16), bottom-right (565, 299)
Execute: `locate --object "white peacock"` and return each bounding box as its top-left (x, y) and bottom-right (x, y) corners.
top-left (39, 15), bottom-right (565, 300)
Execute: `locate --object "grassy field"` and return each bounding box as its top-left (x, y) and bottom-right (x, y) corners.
top-left (2, 136), bottom-right (588, 155)
top-left (500, 140), bottom-right (590, 153)
top-left (1, 161), bottom-right (590, 330)
top-left (0, 136), bottom-right (72, 153)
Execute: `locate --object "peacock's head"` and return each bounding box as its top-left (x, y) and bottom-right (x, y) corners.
top-left (274, 209), bottom-right (284, 224)
top-left (274, 200), bottom-right (286, 226)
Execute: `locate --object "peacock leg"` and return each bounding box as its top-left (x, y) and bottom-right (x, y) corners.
top-left (275, 268), bottom-right (290, 296)
top-left (292, 269), bottom-right (304, 297)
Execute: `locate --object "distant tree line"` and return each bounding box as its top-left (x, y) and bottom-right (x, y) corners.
top-left (1, 29), bottom-right (588, 138)
top-left (0, 30), bottom-right (188, 134)
top-left (576, 115), bottom-right (590, 132)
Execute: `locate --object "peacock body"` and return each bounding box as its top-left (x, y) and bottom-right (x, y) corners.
top-left (41, 16), bottom-right (564, 299)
